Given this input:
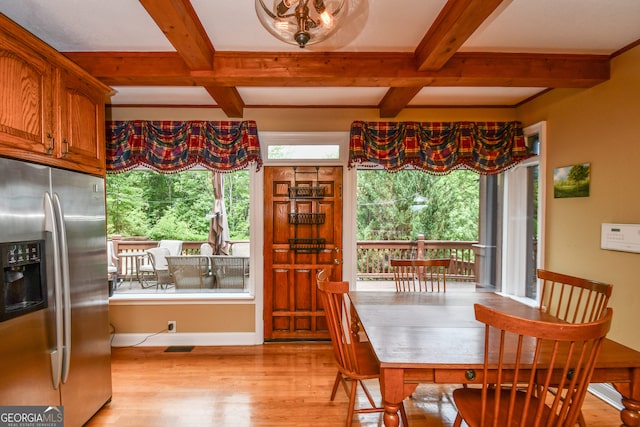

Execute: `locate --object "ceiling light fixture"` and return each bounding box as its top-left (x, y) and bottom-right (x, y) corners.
top-left (255, 0), bottom-right (348, 48)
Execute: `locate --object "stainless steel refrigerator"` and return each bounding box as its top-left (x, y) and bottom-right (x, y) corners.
top-left (0, 157), bottom-right (112, 426)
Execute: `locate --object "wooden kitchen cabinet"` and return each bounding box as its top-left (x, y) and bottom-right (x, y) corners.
top-left (56, 68), bottom-right (107, 175)
top-left (0, 31), bottom-right (56, 160)
top-left (0, 13), bottom-right (110, 176)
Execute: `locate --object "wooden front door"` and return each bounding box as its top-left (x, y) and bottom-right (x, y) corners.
top-left (264, 166), bottom-right (343, 340)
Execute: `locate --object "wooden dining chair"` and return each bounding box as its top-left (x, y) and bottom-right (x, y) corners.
top-left (536, 269), bottom-right (613, 426)
top-left (452, 304), bottom-right (613, 427)
top-left (317, 276), bottom-right (408, 427)
top-left (537, 269), bottom-right (613, 324)
top-left (390, 258), bottom-right (451, 292)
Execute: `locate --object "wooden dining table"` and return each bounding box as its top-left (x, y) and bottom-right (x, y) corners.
top-left (349, 291), bottom-right (640, 427)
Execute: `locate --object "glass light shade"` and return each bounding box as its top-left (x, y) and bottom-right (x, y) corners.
top-left (255, 0), bottom-right (349, 48)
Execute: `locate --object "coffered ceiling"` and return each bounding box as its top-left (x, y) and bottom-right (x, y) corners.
top-left (1, 0), bottom-right (639, 118)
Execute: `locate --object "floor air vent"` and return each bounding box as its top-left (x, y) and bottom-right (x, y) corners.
top-left (164, 346), bottom-right (194, 353)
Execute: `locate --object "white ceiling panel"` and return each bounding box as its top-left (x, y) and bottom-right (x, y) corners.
top-left (463, 0), bottom-right (640, 54)
top-left (409, 87), bottom-right (545, 106)
top-left (0, 0), bottom-right (173, 51)
top-left (110, 87), bottom-right (216, 106)
top-left (237, 87), bottom-right (388, 106)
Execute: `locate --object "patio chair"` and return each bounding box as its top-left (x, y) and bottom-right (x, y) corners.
top-left (210, 255), bottom-right (249, 289)
top-left (316, 276), bottom-right (408, 427)
top-left (139, 240), bottom-right (183, 286)
top-left (158, 240), bottom-right (183, 256)
top-left (166, 256), bottom-right (214, 290)
top-left (143, 247), bottom-right (173, 289)
top-left (230, 241), bottom-right (250, 257)
top-left (390, 258), bottom-right (451, 292)
top-left (107, 240), bottom-right (119, 294)
top-left (200, 243), bottom-right (214, 256)
top-left (452, 304), bottom-right (613, 427)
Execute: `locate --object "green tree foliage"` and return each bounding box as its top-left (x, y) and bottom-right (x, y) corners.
top-left (106, 169), bottom-right (249, 241)
top-left (224, 170), bottom-right (250, 240)
top-left (107, 168), bottom-right (478, 243)
top-left (568, 164), bottom-right (589, 183)
top-left (357, 169), bottom-right (479, 241)
top-left (106, 172), bottom-right (150, 237)
top-left (168, 172), bottom-right (214, 237)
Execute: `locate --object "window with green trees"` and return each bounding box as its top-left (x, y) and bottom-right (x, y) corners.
top-left (106, 169), bottom-right (250, 241)
top-left (357, 169), bottom-right (479, 241)
top-left (106, 168), bottom-right (479, 244)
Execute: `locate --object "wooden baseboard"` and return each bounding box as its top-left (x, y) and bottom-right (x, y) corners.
top-left (110, 332), bottom-right (260, 347)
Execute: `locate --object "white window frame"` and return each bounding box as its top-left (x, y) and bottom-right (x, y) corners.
top-left (500, 122), bottom-right (546, 304)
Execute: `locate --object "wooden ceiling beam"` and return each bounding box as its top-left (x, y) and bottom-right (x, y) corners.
top-left (138, 0), bottom-right (214, 69)
top-left (415, 0), bottom-right (506, 71)
top-left (377, 0), bottom-right (505, 117)
top-left (379, 87), bottom-right (424, 118)
top-left (138, 0), bottom-right (244, 117)
top-left (204, 86), bottom-right (244, 117)
top-left (65, 51), bottom-right (609, 88)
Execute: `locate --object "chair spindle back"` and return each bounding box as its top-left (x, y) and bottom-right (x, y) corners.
top-left (537, 269), bottom-right (612, 323)
top-left (391, 258), bottom-right (451, 292)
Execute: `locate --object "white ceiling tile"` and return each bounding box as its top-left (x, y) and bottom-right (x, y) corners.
top-left (409, 87), bottom-right (545, 106)
top-left (238, 87), bottom-right (388, 106)
top-left (0, 0), bottom-right (173, 51)
top-left (110, 87), bottom-right (216, 106)
top-left (463, 0), bottom-right (640, 54)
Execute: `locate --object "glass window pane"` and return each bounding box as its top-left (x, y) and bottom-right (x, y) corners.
top-left (525, 164), bottom-right (539, 299)
top-left (106, 169), bottom-right (251, 296)
top-left (267, 144), bottom-right (340, 160)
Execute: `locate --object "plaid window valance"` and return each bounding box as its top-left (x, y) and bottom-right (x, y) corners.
top-left (348, 121), bottom-right (532, 175)
top-left (106, 120), bottom-right (262, 173)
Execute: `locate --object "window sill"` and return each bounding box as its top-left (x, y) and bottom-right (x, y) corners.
top-left (109, 292), bottom-right (255, 305)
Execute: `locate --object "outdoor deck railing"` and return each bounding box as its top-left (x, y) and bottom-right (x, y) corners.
top-left (110, 235), bottom-right (478, 284)
top-left (111, 238), bottom-right (205, 281)
top-left (356, 235), bottom-right (478, 282)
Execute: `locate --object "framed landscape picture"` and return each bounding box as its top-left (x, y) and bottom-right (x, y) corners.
top-left (553, 163), bottom-right (590, 198)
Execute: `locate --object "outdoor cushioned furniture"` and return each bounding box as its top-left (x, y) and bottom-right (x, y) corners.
top-left (166, 256), bottom-right (214, 290)
top-left (139, 240), bottom-right (183, 285)
top-left (144, 247), bottom-right (174, 289)
top-left (210, 255), bottom-right (249, 289)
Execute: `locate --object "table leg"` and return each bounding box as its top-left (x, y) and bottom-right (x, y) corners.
top-left (615, 369), bottom-right (640, 427)
top-left (129, 262), bottom-right (134, 289)
top-left (134, 255), bottom-right (142, 288)
top-left (380, 368), bottom-right (417, 427)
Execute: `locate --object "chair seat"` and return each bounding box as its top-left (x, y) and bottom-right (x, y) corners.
top-left (166, 256), bottom-right (214, 290)
top-left (451, 304), bottom-right (612, 427)
top-left (138, 264), bottom-right (154, 273)
top-left (350, 341), bottom-right (380, 378)
top-left (317, 277), bottom-right (408, 427)
top-left (453, 387), bottom-right (556, 427)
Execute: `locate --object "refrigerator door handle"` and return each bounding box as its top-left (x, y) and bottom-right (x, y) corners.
top-left (44, 192), bottom-right (63, 390)
top-left (53, 193), bottom-right (72, 384)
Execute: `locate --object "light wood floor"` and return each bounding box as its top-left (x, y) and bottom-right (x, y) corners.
top-left (86, 343), bottom-right (622, 426)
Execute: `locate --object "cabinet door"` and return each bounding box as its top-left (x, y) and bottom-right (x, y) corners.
top-left (0, 34), bottom-right (55, 159)
top-left (57, 69), bottom-right (106, 175)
